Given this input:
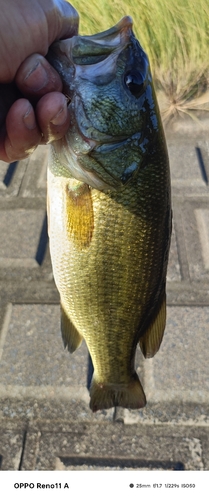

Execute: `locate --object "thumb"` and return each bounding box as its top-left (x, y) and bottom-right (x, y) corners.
top-left (47, 1), bottom-right (79, 44)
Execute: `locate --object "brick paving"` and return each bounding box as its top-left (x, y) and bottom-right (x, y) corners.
top-left (0, 118), bottom-right (209, 470)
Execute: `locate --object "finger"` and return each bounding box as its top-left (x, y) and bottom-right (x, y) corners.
top-left (0, 99), bottom-right (42, 162)
top-left (0, 82), bottom-right (21, 128)
top-left (48, 1), bottom-right (79, 41)
top-left (0, 1), bottom-right (79, 83)
top-left (15, 54), bottom-right (63, 101)
top-left (36, 92), bottom-right (70, 143)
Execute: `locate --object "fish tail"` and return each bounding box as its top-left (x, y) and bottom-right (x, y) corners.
top-left (89, 373), bottom-right (146, 412)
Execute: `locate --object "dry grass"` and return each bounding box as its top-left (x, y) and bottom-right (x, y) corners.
top-left (70, 0), bottom-right (209, 121)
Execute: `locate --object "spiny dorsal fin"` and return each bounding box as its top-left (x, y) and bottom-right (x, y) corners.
top-left (139, 296), bottom-right (166, 358)
top-left (65, 182), bottom-right (94, 249)
top-left (61, 304), bottom-right (83, 353)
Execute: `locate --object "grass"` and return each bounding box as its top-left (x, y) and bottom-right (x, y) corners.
top-left (70, 0), bottom-right (209, 121)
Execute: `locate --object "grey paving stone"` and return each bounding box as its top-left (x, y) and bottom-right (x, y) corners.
top-left (167, 225), bottom-right (181, 282)
top-left (0, 209), bottom-right (46, 268)
top-left (0, 282), bottom-right (59, 306)
top-left (19, 146), bottom-right (48, 198)
top-left (0, 304), bottom-right (88, 388)
top-left (0, 158), bottom-right (28, 197)
top-left (201, 435), bottom-right (209, 471)
top-left (0, 398), bottom-right (116, 424)
top-left (143, 306), bottom-right (209, 403)
top-left (0, 161), bottom-right (9, 191)
top-left (182, 201), bottom-right (209, 280)
top-left (168, 137), bottom-right (209, 195)
top-left (171, 201), bottom-right (190, 283)
top-left (124, 401), bottom-right (209, 426)
top-left (0, 429), bottom-right (24, 470)
top-left (195, 208), bottom-right (209, 270)
top-left (21, 422), bottom-right (204, 471)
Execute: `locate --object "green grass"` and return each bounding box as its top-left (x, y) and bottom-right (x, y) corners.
top-left (70, 0), bottom-right (209, 121)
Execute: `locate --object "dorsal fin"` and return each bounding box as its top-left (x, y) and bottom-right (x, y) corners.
top-left (139, 296), bottom-right (166, 358)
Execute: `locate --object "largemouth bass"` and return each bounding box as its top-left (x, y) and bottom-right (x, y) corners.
top-left (47, 16), bottom-right (171, 412)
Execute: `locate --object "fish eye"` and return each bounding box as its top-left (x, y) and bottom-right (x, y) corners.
top-left (124, 71), bottom-right (144, 97)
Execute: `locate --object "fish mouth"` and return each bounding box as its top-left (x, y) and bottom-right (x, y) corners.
top-left (47, 16), bottom-right (134, 96)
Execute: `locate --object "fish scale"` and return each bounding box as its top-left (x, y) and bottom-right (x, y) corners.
top-left (47, 16), bottom-right (171, 411)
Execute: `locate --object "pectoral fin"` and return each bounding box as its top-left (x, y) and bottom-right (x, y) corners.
top-left (139, 296), bottom-right (166, 358)
top-left (61, 304), bottom-right (83, 353)
top-left (65, 182), bottom-right (94, 248)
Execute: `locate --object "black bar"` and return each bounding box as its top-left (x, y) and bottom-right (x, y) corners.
top-left (60, 456), bottom-right (185, 470)
top-left (35, 213), bottom-right (48, 266)
top-left (196, 147), bottom-right (208, 185)
top-left (86, 353), bottom-right (94, 391)
top-left (3, 161), bottom-right (18, 187)
top-left (18, 429), bottom-right (27, 471)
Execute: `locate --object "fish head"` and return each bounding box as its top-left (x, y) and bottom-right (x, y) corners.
top-left (47, 16), bottom-right (162, 190)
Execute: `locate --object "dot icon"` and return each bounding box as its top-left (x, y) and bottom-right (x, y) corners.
top-left (129, 484), bottom-right (134, 488)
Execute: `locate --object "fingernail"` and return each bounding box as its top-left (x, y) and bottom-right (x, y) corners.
top-left (24, 61), bottom-right (48, 91)
top-left (23, 104), bottom-right (36, 130)
top-left (50, 102), bottom-right (68, 126)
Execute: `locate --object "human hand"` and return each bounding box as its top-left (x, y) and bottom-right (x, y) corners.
top-left (0, 0), bottom-right (79, 162)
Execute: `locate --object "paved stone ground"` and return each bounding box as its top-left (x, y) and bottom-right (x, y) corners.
top-left (0, 118), bottom-right (209, 471)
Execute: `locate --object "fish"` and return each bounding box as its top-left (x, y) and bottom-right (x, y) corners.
top-left (46, 16), bottom-right (172, 412)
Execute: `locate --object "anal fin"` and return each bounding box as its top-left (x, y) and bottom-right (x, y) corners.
top-left (61, 304), bottom-right (83, 353)
top-left (139, 296), bottom-right (166, 358)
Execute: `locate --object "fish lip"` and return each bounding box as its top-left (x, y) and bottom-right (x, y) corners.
top-left (82, 16), bottom-right (133, 45)
top-left (71, 15), bottom-right (133, 50)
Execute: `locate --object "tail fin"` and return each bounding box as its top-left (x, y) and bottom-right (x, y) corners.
top-left (89, 374), bottom-right (146, 412)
